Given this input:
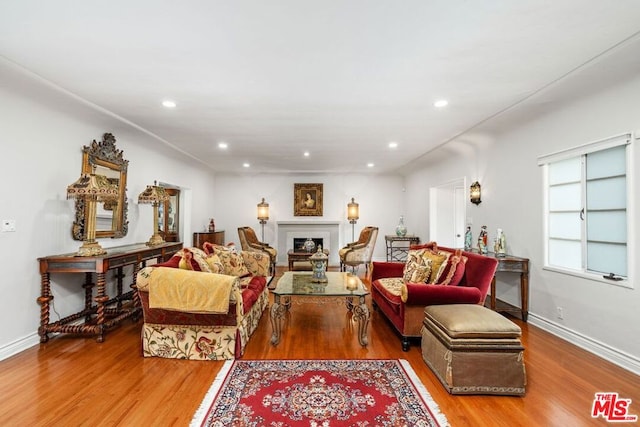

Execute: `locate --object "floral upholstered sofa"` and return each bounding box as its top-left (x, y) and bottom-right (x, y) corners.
top-left (371, 242), bottom-right (498, 351)
top-left (136, 244), bottom-right (270, 360)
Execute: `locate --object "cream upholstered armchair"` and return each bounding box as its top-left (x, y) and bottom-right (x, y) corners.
top-left (238, 226), bottom-right (277, 275)
top-left (339, 226), bottom-right (378, 274)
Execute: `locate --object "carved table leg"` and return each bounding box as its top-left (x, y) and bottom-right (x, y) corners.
top-left (94, 272), bottom-right (108, 342)
top-left (37, 272), bottom-right (52, 343)
top-left (352, 296), bottom-right (370, 346)
top-left (131, 263), bottom-right (142, 322)
top-left (270, 295), bottom-right (290, 345)
top-left (115, 266), bottom-right (124, 313)
top-left (82, 272), bottom-right (94, 323)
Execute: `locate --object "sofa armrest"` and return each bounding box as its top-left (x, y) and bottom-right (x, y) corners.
top-left (402, 283), bottom-right (483, 305)
top-left (371, 261), bottom-right (404, 281)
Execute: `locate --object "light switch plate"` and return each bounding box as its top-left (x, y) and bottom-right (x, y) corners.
top-left (1, 219), bottom-right (16, 232)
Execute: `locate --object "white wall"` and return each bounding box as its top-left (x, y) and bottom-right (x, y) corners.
top-left (212, 173), bottom-right (405, 264)
top-left (404, 75), bottom-right (640, 373)
top-left (0, 60), bottom-right (216, 358)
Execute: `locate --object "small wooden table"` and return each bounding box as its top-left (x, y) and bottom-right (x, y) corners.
top-left (287, 249), bottom-right (329, 271)
top-left (193, 230), bottom-right (225, 249)
top-left (488, 253), bottom-right (530, 322)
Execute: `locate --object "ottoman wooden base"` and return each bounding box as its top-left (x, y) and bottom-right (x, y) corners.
top-left (421, 304), bottom-right (526, 396)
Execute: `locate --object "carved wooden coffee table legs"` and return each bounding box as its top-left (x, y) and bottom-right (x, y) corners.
top-left (270, 295), bottom-right (370, 346)
top-left (270, 295), bottom-right (291, 345)
top-left (347, 296), bottom-right (370, 346)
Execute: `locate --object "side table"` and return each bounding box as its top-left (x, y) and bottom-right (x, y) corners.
top-left (385, 235), bottom-right (420, 262)
top-left (193, 230), bottom-right (225, 248)
top-left (488, 253), bottom-right (529, 322)
top-left (287, 249), bottom-right (329, 271)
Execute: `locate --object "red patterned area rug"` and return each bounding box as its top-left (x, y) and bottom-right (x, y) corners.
top-left (190, 359), bottom-right (449, 427)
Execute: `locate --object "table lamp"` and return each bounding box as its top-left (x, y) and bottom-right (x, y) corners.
top-left (138, 181), bottom-right (170, 246)
top-left (67, 172), bottom-right (118, 256)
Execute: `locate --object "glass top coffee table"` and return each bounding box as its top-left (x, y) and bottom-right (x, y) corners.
top-left (270, 271), bottom-right (370, 346)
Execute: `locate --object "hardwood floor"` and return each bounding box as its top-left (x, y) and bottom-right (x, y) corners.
top-left (2, 267), bottom-right (639, 426)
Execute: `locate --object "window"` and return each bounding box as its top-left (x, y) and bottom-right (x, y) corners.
top-left (538, 133), bottom-right (632, 285)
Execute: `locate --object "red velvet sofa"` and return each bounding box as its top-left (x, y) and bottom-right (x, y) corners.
top-left (371, 245), bottom-right (498, 351)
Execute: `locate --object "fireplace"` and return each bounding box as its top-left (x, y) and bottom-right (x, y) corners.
top-left (276, 221), bottom-right (341, 266)
top-left (293, 238), bottom-right (324, 252)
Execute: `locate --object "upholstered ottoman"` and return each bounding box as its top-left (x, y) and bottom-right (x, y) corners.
top-left (421, 304), bottom-right (526, 396)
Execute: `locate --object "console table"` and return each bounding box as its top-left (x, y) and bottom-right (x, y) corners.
top-left (385, 235), bottom-right (420, 262)
top-left (37, 242), bottom-right (182, 343)
top-left (488, 253), bottom-right (529, 322)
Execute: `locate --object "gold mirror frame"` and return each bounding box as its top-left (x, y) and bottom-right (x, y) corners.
top-left (72, 133), bottom-right (129, 240)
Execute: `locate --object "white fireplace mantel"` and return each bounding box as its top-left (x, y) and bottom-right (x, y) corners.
top-left (276, 221), bottom-right (342, 266)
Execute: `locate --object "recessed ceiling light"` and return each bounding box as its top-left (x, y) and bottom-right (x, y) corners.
top-left (303, 151), bottom-right (310, 157)
top-left (388, 142), bottom-right (398, 149)
top-left (218, 142), bottom-right (228, 149)
top-left (162, 100), bottom-right (177, 108)
top-left (243, 162), bottom-right (250, 168)
top-left (367, 163), bottom-right (375, 168)
top-left (434, 99), bottom-right (448, 108)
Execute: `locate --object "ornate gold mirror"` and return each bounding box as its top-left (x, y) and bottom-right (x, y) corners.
top-left (72, 133), bottom-right (129, 240)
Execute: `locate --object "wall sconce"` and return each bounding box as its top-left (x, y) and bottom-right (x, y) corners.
top-left (347, 197), bottom-right (359, 242)
top-left (67, 172), bottom-right (118, 256)
top-left (470, 181), bottom-right (482, 205)
top-left (138, 181), bottom-right (170, 246)
top-left (257, 197), bottom-right (269, 241)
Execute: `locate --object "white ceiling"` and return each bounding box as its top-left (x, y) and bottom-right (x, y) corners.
top-left (2, 1), bottom-right (640, 174)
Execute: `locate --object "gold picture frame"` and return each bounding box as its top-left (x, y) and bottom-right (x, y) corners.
top-left (294, 183), bottom-right (323, 216)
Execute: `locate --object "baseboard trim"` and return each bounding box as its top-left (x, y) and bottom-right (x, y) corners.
top-left (529, 314), bottom-right (640, 376)
top-left (0, 332), bottom-right (40, 362)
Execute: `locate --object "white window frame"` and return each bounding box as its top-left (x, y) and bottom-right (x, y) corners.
top-left (538, 132), bottom-right (634, 289)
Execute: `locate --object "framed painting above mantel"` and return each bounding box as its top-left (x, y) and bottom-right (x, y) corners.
top-left (294, 183), bottom-right (323, 216)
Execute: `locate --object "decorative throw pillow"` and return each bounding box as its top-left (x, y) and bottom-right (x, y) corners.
top-left (205, 253), bottom-right (224, 274)
top-left (241, 252), bottom-right (270, 277)
top-left (203, 242), bottom-right (238, 255)
top-left (421, 244), bottom-right (451, 283)
top-left (176, 247), bottom-right (211, 272)
top-left (436, 250), bottom-right (468, 286)
top-left (403, 249), bottom-right (432, 283)
top-left (211, 245), bottom-right (251, 278)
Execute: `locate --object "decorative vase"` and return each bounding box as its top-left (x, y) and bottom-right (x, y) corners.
top-left (395, 216), bottom-right (407, 237)
top-left (303, 237), bottom-right (316, 252)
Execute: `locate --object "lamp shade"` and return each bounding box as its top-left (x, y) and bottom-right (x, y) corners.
top-left (347, 197), bottom-right (359, 222)
top-left (138, 181), bottom-right (169, 204)
top-left (67, 173), bottom-right (118, 201)
top-left (66, 173), bottom-right (118, 256)
top-left (470, 181), bottom-right (482, 205)
top-left (257, 197), bottom-right (269, 221)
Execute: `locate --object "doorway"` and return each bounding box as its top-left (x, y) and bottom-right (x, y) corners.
top-left (429, 178), bottom-right (466, 248)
